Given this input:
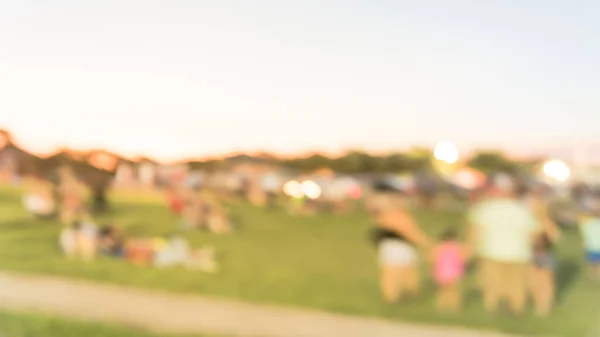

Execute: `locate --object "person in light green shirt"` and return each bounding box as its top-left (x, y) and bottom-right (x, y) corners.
top-left (469, 198), bottom-right (537, 262)
top-left (579, 213), bottom-right (600, 279)
top-left (467, 174), bottom-right (537, 315)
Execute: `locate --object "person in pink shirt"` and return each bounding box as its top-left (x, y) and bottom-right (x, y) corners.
top-left (432, 229), bottom-right (468, 313)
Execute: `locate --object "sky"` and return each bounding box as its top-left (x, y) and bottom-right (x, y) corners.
top-left (0, 0), bottom-right (599, 161)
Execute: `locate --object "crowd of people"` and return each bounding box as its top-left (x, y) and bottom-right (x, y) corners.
top-left (369, 174), bottom-right (600, 316)
top-left (19, 165), bottom-right (221, 272)
top-left (15, 162), bottom-right (600, 316)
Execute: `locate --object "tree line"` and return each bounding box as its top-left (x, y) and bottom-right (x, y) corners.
top-left (190, 149), bottom-right (541, 176)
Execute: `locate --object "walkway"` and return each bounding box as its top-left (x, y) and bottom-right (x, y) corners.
top-left (0, 272), bottom-right (514, 337)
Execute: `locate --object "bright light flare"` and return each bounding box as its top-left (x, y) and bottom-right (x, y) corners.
top-left (283, 180), bottom-right (303, 198)
top-left (543, 160), bottom-right (571, 182)
top-left (434, 141), bottom-right (459, 164)
top-left (301, 180), bottom-right (322, 200)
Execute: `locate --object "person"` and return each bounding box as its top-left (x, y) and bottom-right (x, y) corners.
top-left (467, 174), bottom-right (538, 315)
top-left (181, 187), bottom-right (206, 229)
top-left (59, 221), bottom-right (98, 261)
top-left (91, 185), bottom-right (109, 214)
top-left (579, 209), bottom-right (600, 280)
top-left (368, 185), bottom-right (430, 303)
top-left (60, 224), bottom-right (77, 258)
top-left (22, 176), bottom-right (55, 218)
top-left (531, 233), bottom-right (556, 316)
top-left (167, 187), bottom-right (184, 215)
top-left (98, 225), bottom-right (124, 257)
top-left (77, 221), bottom-right (98, 261)
top-left (432, 228), bottom-right (467, 313)
top-left (58, 168), bottom-right (87, 224)
top-left (527, 187), bottom-right (560, 316)
top-left (261, 172), bottom-right (279, 208)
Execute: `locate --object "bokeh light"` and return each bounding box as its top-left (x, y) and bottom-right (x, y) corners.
top-left (543, 159), bottom-right (571, 182)
top-left (283, 180), bottom-right (304, 198)
top-left (434, 141), bottom-right (459, 164)
top-left (301, 180), bottom-right (322, 200)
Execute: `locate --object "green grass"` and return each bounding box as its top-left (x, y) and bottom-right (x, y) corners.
top-left (0, 186), bottom-right (598, 337)
top-left (0, 310), bottom-right (215, 337)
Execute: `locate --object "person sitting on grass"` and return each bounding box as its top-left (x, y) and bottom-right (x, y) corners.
top-left (23, 176), bottom-right (55, 218)
top-left (59, 221), bottom-right (98, 262)
top-left (124, 238), bottom-right (156, 266)
top-left (98, 225), bottom-right (125, 257)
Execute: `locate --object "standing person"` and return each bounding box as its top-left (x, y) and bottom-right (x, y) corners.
top-left (368, 185), bottom-right (430, 303)
top-left (530, 233), bottom-right (556, 316)
top-left (579, 209), bottom-right (600, 280)
top-left (467, 174), bottom-right (538, 315)
top-left (527, 187), bottom-right (560, 316)
top-left (432, 228), bottom-right (468, 313)
top-left (261, 172), bottom-right (279, 208)
top-left (58, 166), bottom-right (87, 224)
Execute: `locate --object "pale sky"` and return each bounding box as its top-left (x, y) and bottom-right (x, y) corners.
top-left (1, 1), bottom-right (599, 161)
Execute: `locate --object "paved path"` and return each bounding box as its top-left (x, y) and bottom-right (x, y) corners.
top-left (0, 272), bottom-right (514, 337)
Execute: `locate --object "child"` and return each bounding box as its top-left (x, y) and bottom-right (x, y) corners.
top-left (580, 211), bottom-right (600, 280)
top-left (59, 224), bottom-right (77, 259)
top-left (433, 229), bottom-right (467, 313)
top-left (531, 233), bottom-right (556, 316)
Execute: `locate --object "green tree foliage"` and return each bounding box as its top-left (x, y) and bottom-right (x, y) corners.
top-left (466, 151), bottom-right (521, 175)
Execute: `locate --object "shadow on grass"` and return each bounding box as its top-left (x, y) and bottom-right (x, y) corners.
top-left (556, 259), bottom-right (581, 303)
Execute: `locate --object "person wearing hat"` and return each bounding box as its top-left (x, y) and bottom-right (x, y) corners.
top-left (467, 174), bottom-right (538, 315)
top-left (368, 181), bottom-right (430, 303)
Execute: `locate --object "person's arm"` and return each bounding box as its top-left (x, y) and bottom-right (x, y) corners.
top-left (466, 206), bottom-right (480, 257)
top-left (392, 212), bottom-right (431, 248)
top-left (536, 204), bottom-right (560, 242)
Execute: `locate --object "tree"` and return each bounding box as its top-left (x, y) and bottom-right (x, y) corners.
top-left (467, 151), bottom-right (520, 175)
top-left (330, 150), bottom-right (380, 173)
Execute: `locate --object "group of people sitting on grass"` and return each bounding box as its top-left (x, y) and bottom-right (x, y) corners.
top-left (370, 174), bottom-right (600, 317)
top-left (18, 166), bottom-right (220, 273)
top-left (59, 221), bottom-right (218, 273)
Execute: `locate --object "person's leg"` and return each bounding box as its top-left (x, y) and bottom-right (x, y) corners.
top-left (402, 264), bottom-right (420, 296)
top-left (506, 262), bottom-right (528, 315)
top-left (397, 243), bottom-right (420, 296)
top-left (380, 265), bottom-right (402, 303)
top-left (537, 268), bottom-right (554, 316)
top-left (448, 281), bottom-right (462, 312)
top-left (482, 260), bottom-right (502, 313)
top-left (436, 285), bottom-right (448, 312)
top-left (530, 266), bottom-right (543, 314)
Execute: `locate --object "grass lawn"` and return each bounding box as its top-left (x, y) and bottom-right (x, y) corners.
top-left (0, 185), bottom-right (598, 337)
top-left (0, 309), bottom-right (216, 337)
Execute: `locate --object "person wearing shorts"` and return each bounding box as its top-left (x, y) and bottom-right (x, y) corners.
top-left (468, 174), bottom-right (537, 315)
top-left (369, 186), bottom-right (430, 303)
